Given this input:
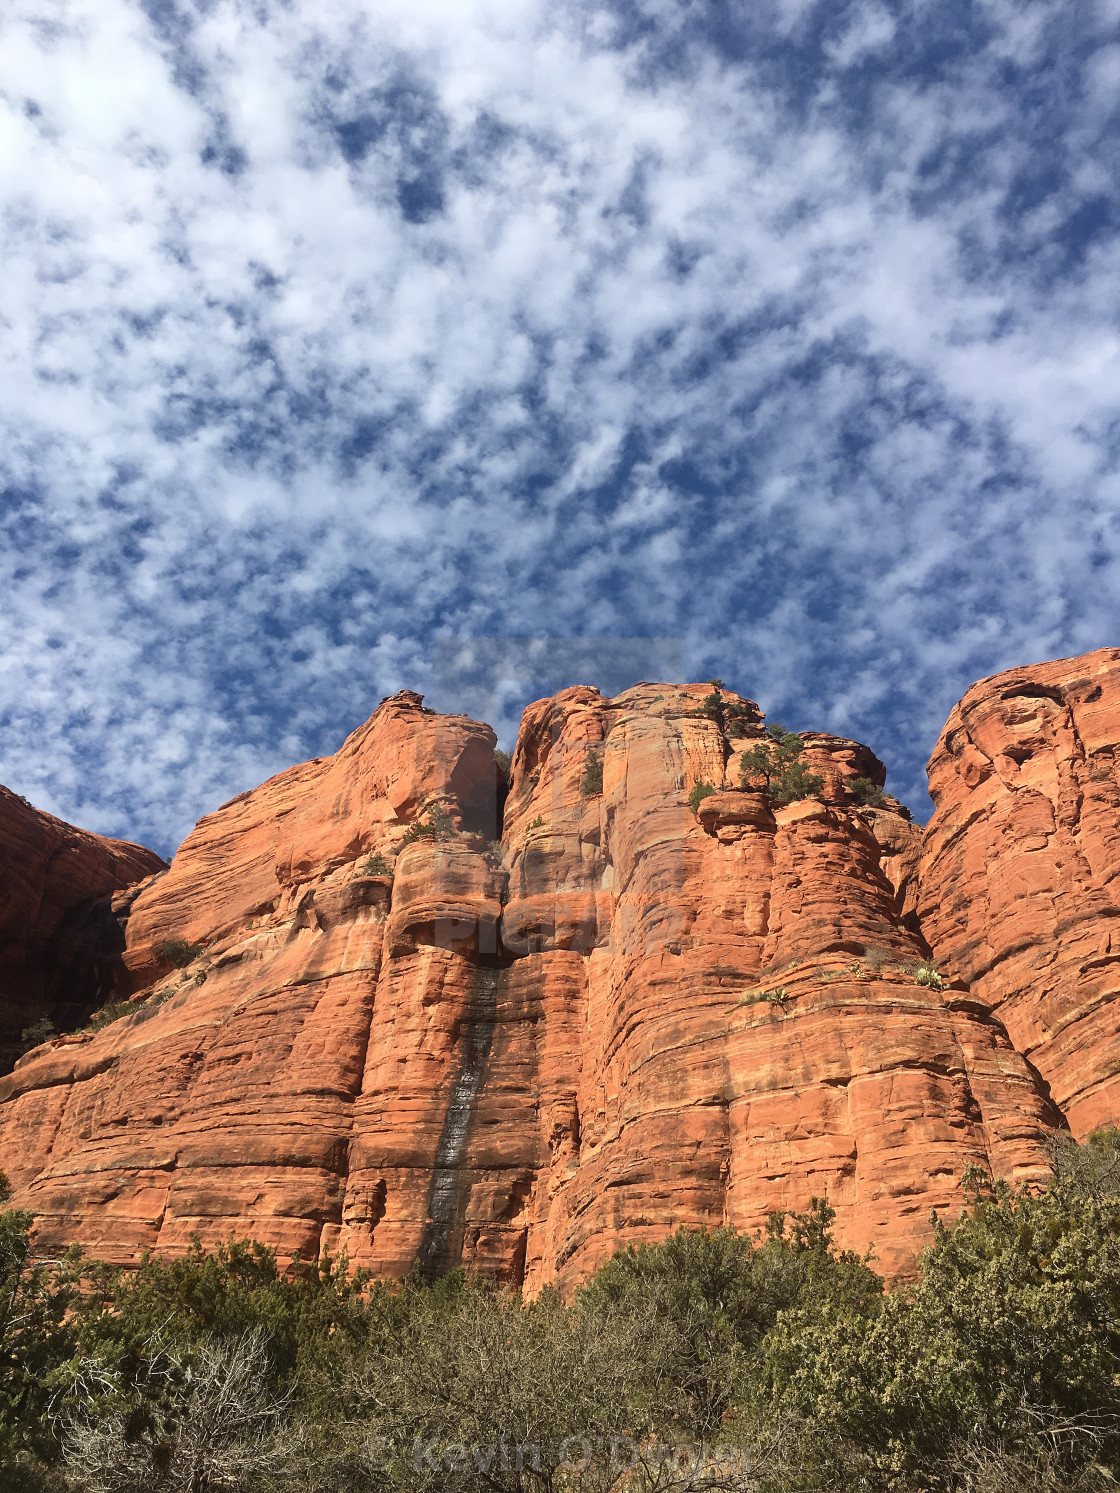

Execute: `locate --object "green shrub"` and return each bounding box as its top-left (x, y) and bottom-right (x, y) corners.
top-left (157, 938), bottom-right (203, 968)
top-left (580, 1202), bottom-right (880, 1442)
top-left (691, 682), bottom-right (755, 737)
top-left (357, 852), bottom-right (392, 877)
top-left (494, 748), bottom-right (512, 777)
top-left (525, 814), bottom-right (545, 832)
top-left (19, 1018), bottom-right (55, 1049)
top-left (579, 750), bottom-right (604, 798)
top-left (84, 1002), bottom-right (136, 1032)
top-left (914, 963), bottom-right (945, 991)
top-left (697, 688), bottom-right (726, 725)
top-left (740, 986), bottom-right (788, 1007)
top-left (848, 775), bottom-right (886, 807)
top-left (738, 724), bottom-right (824, 804)
top-left (759, 1136), bottom-right (1120, 1487)
top-left (400, 806), bottom-right (457, 846)
top-left (688, 781), bottom-right (717, 813)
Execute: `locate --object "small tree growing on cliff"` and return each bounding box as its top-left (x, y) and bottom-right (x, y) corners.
top-left (688, 782), bottom-right (717, 814)
top-left (848, 776), bottom-right (886, 808)
top-left (738, 725), bottom-right (824, 804)
top-left (400, 805), bottom-right (457, 846)
top-left (693, 682), bottom-right (754, 738)
top-left (19, 1018), bottom-right (54, 1050)
top-left (580, 750), bottom-right (604, 798)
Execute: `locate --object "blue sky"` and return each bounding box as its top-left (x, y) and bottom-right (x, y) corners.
top-left (2, 0), bottom-right (1119, 856)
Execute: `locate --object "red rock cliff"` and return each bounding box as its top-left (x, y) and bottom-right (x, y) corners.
top-left (1, 663), bottom-right (1113, 1287)
top-left (919, 648), bottom-right (1120, 1140)
top-left (0, 786), bottom-right (164, 1073)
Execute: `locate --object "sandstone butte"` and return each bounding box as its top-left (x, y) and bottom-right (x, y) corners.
top-left (1, 650), bottom-right (1119, 1292)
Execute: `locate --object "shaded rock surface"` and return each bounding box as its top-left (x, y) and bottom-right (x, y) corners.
top-left (2, 661), bottom-right (1117, 1288)
top-left (0, 786), bottom-right (165, 1073)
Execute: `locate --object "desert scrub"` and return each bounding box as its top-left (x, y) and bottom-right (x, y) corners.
top-left (525, 814), bottom-right (545, 832)
top-left (848, 775), bottom-right (886, 807)
top-left (85, 987), bottom-right (177, 1033)
top-left (494, 748), bottom-right (512, 777)
top-left (914, 963), bottom-right (946, 991)
top-left (84, 1001), bottom-right (136, 1033)
top-left (738, 724), bottom-right (824, 804)
top-left (688, 781), bottom-right (717, 813)
top-left (400, 805), bottom-right (457, 845)
top-left (740, 986), bottom-right (788, 1007)
top-left (579, 750), bottom-right (604, 798)
top-left (356, 852), bottom-right (392, 876)
top-left (158, 938), bottom-right (203, 968)
top-left (19, 1018), bottom-right (55, 1049)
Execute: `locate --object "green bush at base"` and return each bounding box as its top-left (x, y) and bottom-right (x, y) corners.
top-left (2, 1132), bottom-right (1120, 1491)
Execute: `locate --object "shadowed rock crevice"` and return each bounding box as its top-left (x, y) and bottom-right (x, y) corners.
top-left (0, 787), bottom-right (164, 1073)
top-left (416, 959), bottom-right (505, 1281)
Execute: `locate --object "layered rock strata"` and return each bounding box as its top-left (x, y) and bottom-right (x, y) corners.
top-left (919, 648), bottom-right (1120, 1140)
top-left (0, 786), bottom-right (164, 1073)
top-left (0, 681), bottom-right (1069, 1287)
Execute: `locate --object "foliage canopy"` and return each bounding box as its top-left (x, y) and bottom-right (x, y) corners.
top-left (3, 1136), bottom-right (1120, 1491)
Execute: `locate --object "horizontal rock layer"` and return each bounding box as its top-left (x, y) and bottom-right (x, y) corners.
top-left (2, 657), bottom-right (1117, 1288)
top-left (919, 647), bottom-right (1120, 1140)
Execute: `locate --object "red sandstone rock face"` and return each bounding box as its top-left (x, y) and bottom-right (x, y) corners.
top-left (469, 685), bottom-right (1054, 1288)
top-left (919, 648), bottom-right (1120, 1140)
top-left (0, 785), bottom-right (164, 1072)
top-left (0, 667), bottom-right (1103, 1288)
top-left (0, 693), bottom-right (501, 1264)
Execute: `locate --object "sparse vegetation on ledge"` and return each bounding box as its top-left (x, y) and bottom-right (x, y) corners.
top-left (738, 723), bottom-right (825, 804)
top-left (687, 781), bottom-right (717, 813)
top-left (914, 962), bottom-right (946, 991)
top-left (400, 805), bottom-right (458, 845)
top-left (692, 681), bottom-right (755, 737)
top-left (157, 938), bottom-right (203, 968)
top-left (848, 774), bottom-right (887, 807)
top-left (18, 1018), bottom-right (54, 1050)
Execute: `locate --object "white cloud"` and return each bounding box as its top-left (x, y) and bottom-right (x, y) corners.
top-left (0, 0), bottom-right (1117, 848)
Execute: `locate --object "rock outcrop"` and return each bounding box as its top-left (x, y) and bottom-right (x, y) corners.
top-left (919, 648), bottom-right (1120, 1141)
top-left (0, 676), bottom-right (1079, 1290)
top-left (0, 786), bottom-right (165, 1073)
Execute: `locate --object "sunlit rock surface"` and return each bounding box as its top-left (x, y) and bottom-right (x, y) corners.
top-left (4, 658), bottom-right (1118, 1288)
top-left (919, 647), bottom-right (1120, 1140)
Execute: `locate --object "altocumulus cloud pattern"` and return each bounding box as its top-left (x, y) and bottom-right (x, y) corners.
top-left (2, 0), bottom-right (1120, 855)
